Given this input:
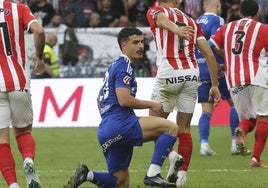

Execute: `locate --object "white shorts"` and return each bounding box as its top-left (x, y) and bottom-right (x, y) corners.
top-left (151, 69), bottom-right (199, 113)
top-left (0, 90), bottom-right (33, 129)
top-left (229, 85), bottom-right (268, 120)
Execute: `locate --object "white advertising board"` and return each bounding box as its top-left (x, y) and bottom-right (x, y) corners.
top-left (31, 78), bottom-right (201, 127)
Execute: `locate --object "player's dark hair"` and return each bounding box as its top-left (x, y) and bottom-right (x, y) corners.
top-left (240, 0), bottom-right (259, 17)
top-left (117, 27), bottom-right (142, 50)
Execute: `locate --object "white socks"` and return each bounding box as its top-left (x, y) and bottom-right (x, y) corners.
top-left (147, 164), bottom-right (161, 177)
top-left (9, 183), bottom-right (20, 188)
top-left (87, 170), bottom-right (94, 181)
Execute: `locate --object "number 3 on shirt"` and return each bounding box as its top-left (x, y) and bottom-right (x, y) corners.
top-left (232, 30), bottom-right (245, 55)
top-left (176, 21), bottom-right (187, 50)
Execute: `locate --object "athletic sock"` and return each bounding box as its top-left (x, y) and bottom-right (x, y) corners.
top-left (252, 121), bottom-right (268, 162)
top-left (9, 183), bottom-right (20, 188)
top-left (178, 133), bottom-right (192, 171)
top-left (147, 134), bottom-right (177, 177)
top-left (91, 172), bottom-right (118, 187)
top-left (16, 133), bottom-right (35, 160)
top-left (0, 143), bottom-right (17, 186)
top-left (230, 107), bottom-right (239, 136)
top-left (239, 119), bottom-right (256, 135)
top-left (198, 112), bottom-right (211, 143)
top-left (147, 134), bottom-right (176, 177)
top-left (150, 133), bottom-right (176, 166)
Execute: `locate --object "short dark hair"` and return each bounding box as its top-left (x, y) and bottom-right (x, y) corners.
top-left (117, 27), bottom-right (143, 50)
top-left (240, 0), bottom-right (259, 17)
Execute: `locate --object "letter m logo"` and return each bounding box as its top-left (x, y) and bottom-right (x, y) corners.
top-left (39, 86), bottom-right (83, 122)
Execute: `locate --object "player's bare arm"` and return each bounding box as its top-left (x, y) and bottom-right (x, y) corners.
top-left (116, 87), bottom-right (164, 114)
top-left (155, 12), bottom-right (194, 40)
top-left (30, 21), bottom-right (46, 73)
top-left (29, 21), bottom-right (45, 59)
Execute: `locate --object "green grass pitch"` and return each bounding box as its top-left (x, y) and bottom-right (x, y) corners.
top-left (1, 126), bottom-right (268, 187)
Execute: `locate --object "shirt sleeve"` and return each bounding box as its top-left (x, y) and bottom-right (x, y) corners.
top-left (210, 25), bottom-right (226, 50)
top-left (146, 6), bottom-right (163, 29)
top-left (114, 63), bottom-right (133, 90)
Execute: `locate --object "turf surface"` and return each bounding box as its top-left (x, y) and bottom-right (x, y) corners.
top-left (1, 126), bottom-right (268, 187)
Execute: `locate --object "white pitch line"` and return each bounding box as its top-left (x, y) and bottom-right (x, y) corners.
top-left (15, 168), bottom-right (268, 174)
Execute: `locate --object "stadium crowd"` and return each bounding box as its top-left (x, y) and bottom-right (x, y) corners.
top-left (22, 0), bottom-right (268, 79)
top-left (12, 0), bottom-right (268, 29)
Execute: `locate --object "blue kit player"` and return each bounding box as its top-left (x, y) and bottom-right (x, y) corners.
top-left (195, 0), bottom-right (245, 156)
top-left (64, 27), bottom-right (185, 188)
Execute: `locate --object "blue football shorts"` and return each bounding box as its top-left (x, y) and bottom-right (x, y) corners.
top-left (198, 76), bottom-right (231, 103)
top-left (98, 114), bottom-right (143, 174)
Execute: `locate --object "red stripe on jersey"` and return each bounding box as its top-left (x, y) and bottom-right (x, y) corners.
top-left (213, 19), bottom-right (268, 88)
top-left (166, 30), bottom-right (178, 69)
top-left (147, 6), bottom-right (201, 70)
top-left (0, 2), bottom-right (36, 91)
top-left (8, 3), bottom-right (26, 90)
top-left (242, 20), bottom-right (253, 86)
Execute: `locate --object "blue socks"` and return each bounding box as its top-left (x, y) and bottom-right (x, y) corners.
top-left (92, 172), bottom-right (118, 187)
top-left (198, 112), bottom-right (212, 143)
top-left (151, 133), bottom-right (176, 165)
top-left (230, 107), bottom-right (239, 137)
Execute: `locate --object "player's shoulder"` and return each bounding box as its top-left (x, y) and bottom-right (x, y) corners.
top-left (147, 5), bottom-right (163, 13)
top-left (110, 56), bottom-right (130, 71)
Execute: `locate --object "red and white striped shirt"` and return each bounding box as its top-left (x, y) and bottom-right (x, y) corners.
top-left (146, 6), bottom-right (204, 78)
top-left (0, 1), bottom-right (36, 92)
top-left (211, 18), bottom-right (268, 88)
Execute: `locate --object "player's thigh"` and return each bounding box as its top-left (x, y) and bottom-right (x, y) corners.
top-left (105, 145), bottom-right (133, 175)
top-left (139, 116), bottom-right (178, 141)
top-left (0, 92), bottom-right (11, 129)
top-left (250, 85), bottom-right (268, 117)
top-left (151, 78), bottom-right (178, 113)
top-left (8, 91), bottom-right (33, 128)
top-left (98, 115), bottom-right (143, 150)
top-left (197, 82), bottom-right (211, 103)
top-left (230, 86), bottom-right (256, 121)
top-left (175, 79), bottom-right (198, 113)
top-left (218, 76), bottom-right (231, 100)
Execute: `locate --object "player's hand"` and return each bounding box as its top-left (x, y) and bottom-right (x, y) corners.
top-left (209, 86), bottom-right (221, 107)
top-left (150, 102), bottom-right (164, 115)
top-left (177, 26), bottom-right (194, 40)
top-left (33, 55), bottom-right (45, 74)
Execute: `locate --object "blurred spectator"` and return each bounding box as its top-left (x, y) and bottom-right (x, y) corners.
top-left (109, 15), bottom-right (132, 27)
top-left (29, 0), bottom-right (56, 27)
top-left (47, 0), bottom-right (60, 13)
top-left (258, 0), bottom-right (268, 23)
top-left (110, 0), bottom-right (127, 19)
top-left (88, 12), bottom-right (101, 28)
top-left (183, 0), bottom-right (203, 19)
top-left (65, 0), bottom-right (98, 27)
top-left (225, 1), bottom-right (241, 22)
top-left (35, 33), bottom-right (59, 78)
top-left (62, 9), bottom-right (75, 27)
top-left (47, 13), bottom-right (68, 31)
top-left (127, 0), bottom-right (150, 26)
top-left (134, 16), bottom-right (149, 27)
top-left (98, 0), bottom-right (117, 27)
top-left (220, 0), bottom-right (240, 21)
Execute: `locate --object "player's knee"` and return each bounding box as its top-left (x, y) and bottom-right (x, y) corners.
top-left (169, 124), bottom-right (179, 136)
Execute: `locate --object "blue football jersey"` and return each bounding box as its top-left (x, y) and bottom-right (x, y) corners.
top-left (99, 54), bottom-right (137, 118)
top-left (195, 13), bottom-right (224, 80)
